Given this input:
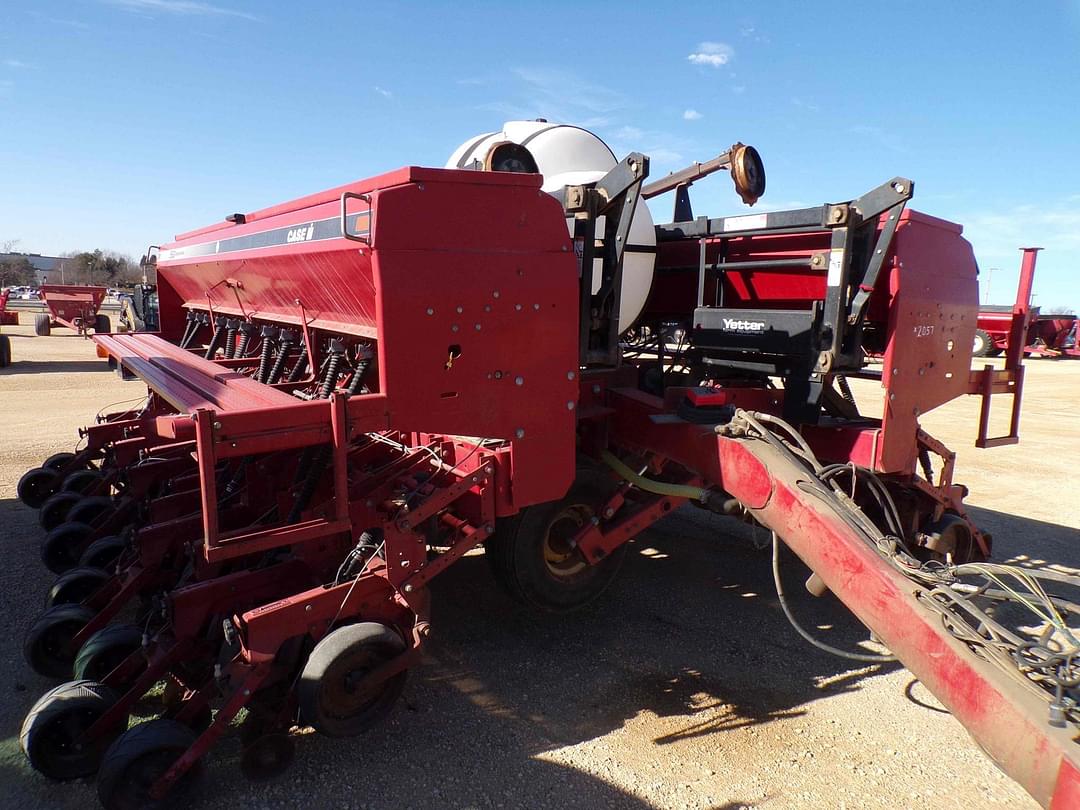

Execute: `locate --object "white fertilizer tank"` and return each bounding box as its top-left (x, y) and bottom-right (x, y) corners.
top-left (446, 121), bottom-right (655, 334)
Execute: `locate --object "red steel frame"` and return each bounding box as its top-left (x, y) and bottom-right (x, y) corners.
top-left (79, 166), bottom-right (1080, 808)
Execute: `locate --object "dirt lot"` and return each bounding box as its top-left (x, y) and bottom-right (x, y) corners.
top-left (1, 321), bottom-right (1077, 809)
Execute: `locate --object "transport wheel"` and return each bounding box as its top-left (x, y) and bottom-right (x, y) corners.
top-left (486, 471), bottom-right (627, 612)
top-left (95, 314), bottom-right (111, 334)
top-left (20, 679), bottom-right (122, 780)
top-left (80, 535), bottom-right (127, 571)
top-left (298, 622), bottom-right (408, 738)
top-left (67, 495), bottom-right (118, 528)
top-left (74, 625), bottom-right (145, 686)
top-left (42, 452), bottom-right (78, 472)
top-left (39, 491), bottom-right (84, 532)
top-left (972, 328), bottom-right (993, 357)
top-left (24, 604), bottom-right (95, 679)
top-left (17, 467), bottom-right (61, 509)
top-left (46, 566), bottom-right (111, 608)
top-left (42, 521), bottom-right (96, 574)
top-left (62, 469), bottom-right (106, 495)
top-left (97, 719), bottom-right (200, 810)
top-left (34, 313), bottom-right (51, 336)
top-left (0, 334), bottom-right (11, 367)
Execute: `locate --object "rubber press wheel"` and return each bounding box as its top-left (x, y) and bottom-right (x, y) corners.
top-left (97, 719), bottom-right (201, 810)
top-left (485, 470), bottom-right (628, 612)
top-left (46, 566), bottom-right (111, 609)
top-left (42, 452), bottom-right (78, 472)
top-left (80, 535), bottom-right (127, 572)
top-left (972, 328), bottom-right (994, 357)
top-left (39, 491), bottom-right (84, 532)
top-left (62, 469), bottom-right (107, 495)
top-left (74, 624), bottom-right (146, 686)
top-left (24, 603), bottom-right (96, 679)
top-left (20, 679), bottom-right (122, 780)
top-left (42, 522), bottom-right (97, 574)
top-left (67, 496), bottom-right (118, 529)
top-left (298, 622), bottom-right (408, 738)
top-left (18, 467), bottom-right (61, 509)
top-left (35, 313), bottom-right (51, 336)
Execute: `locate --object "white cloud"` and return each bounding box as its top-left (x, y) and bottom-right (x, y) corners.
top-left (374, 86), bottom-right (392, 98)
top-left (683, 109), bottom-right (702, 121)
top-left (687, 42), bottom-right (734, 68)
top-left (100, 0), bottom-right (258, 21)
top-left (731, 85), bottom-right (746, 95)
top-left (4, 59), bottom-right (30, 69)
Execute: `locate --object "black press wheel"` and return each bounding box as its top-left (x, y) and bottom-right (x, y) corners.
top-left (97, 719), bottom-right (201, 810)
top-left (74, 624), bottom-right (146, 687)
top-left (34, 313), bottom-right (52, 336)
top-left (80, 535), bottom-right (127, 571)
top-left (43, 452), bottom-right (78, 472)
top-left (24, 603), bottom-right (96, 679)
top-left (0, 333), bottom-right (10, 367)
top-left (485, 470), bottom-right (627, 612)
top-left (67, 496), bottom-right (118, 529)
top-left (62, 469), bottom-right (107, 495)
top-left (298, 622), bottom-right (407, 738)
top-left (46, 566), bottom-right (111, 609)
top-left (20, 679), bottom-right (122, 780)
top-left (42, 521), bottom-right (97, 574)
top-left (972, 328), bottom-right (994, 357)
top-left (17, 467), bottom-right (61, 509)
top-left (39, 491), bottom-right (84, 532)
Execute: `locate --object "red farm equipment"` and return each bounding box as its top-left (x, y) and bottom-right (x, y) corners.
top-left (12, 121), bottom-right (1080, 809)
top-left (35, 283), bottom-right (110, 337)
top-left (974, 249), bottom-right (1079, 359)
top-left (0, 287), bottom-right (20, 325)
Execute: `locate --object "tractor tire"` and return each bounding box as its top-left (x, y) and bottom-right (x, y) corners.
top-left (485, 470), bottom-right (628, 612)
top-left (24, 603), bottom-right (96, 679)
top-left (97, 719), bottom-right (201, 810)
top-left (20, 680), bottom-right (122, 780)
top-left (298, 622), bottom-right (407, 738)
top-left (34, 313), bottom-right (51, 336)
top-left (972, 329), bottom-right (994, 357)
top-left (94, 314), bottom-right (111, 334)
top-left (0, 334), bottom-right (11, 367)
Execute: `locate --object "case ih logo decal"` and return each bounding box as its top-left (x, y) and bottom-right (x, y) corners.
top-left (286, 224), bottom-right (316, 243)
top-left (722, 317), bottom-right (767, 333)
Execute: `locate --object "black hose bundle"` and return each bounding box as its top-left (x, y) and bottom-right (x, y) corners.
top-left (235, 321), bottom-right (256, 358)
top-left (223, 318), bottom-right (240, 359)
top-left (266, 329), bottom-right (297, 385)
top-left (255, 325), bottom-right (278, 383)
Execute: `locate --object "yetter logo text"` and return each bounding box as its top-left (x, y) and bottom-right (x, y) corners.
top-left (721, 318), bottom-right (766, 333)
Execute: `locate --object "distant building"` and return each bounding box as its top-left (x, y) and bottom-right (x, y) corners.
top-left (0, 253), bottom-right (80, 284)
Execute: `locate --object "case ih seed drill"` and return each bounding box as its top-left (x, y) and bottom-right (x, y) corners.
top-left (14, 121), bottom-right (1080, 809)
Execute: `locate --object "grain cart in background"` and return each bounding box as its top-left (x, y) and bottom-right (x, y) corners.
top-left (13, 121), bottom-right (1080, 810)
top-left (35, 284), bottom-right (109, 337)
top-left (0, 288), bottom-right (16, 367)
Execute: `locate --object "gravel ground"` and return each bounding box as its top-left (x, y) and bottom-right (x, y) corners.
top-left (1, 320), bottom-right (1077, 809)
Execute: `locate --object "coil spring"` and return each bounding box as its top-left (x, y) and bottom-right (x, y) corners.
top-left (204, 318), bottom-right (228, 360)
top-left (223, 320), bottom-right (239, 359)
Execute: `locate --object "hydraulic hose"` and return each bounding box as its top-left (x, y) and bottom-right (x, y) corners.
top-left (600, 449), bottom-right (709, 502)
top-left (255, 325), bottom-right (277, 383)
top-left (204, 316), bottom-right (228, 360)
top-left (266, 330), bottom-right (297, 384)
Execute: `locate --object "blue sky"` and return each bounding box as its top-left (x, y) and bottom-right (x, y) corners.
top-left (2, 1), bottom-right (1078, 308)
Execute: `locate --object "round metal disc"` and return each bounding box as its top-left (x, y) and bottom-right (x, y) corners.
top-left (730, 143), bottom-right (766, 206)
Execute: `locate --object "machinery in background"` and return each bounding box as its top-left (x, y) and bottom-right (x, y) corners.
top-left (35, 284), bottom-right (110, 337)
top-left (116, 284), bottom-right (159, 333)
top-left (11, 122), bottom-right (1080, 810)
